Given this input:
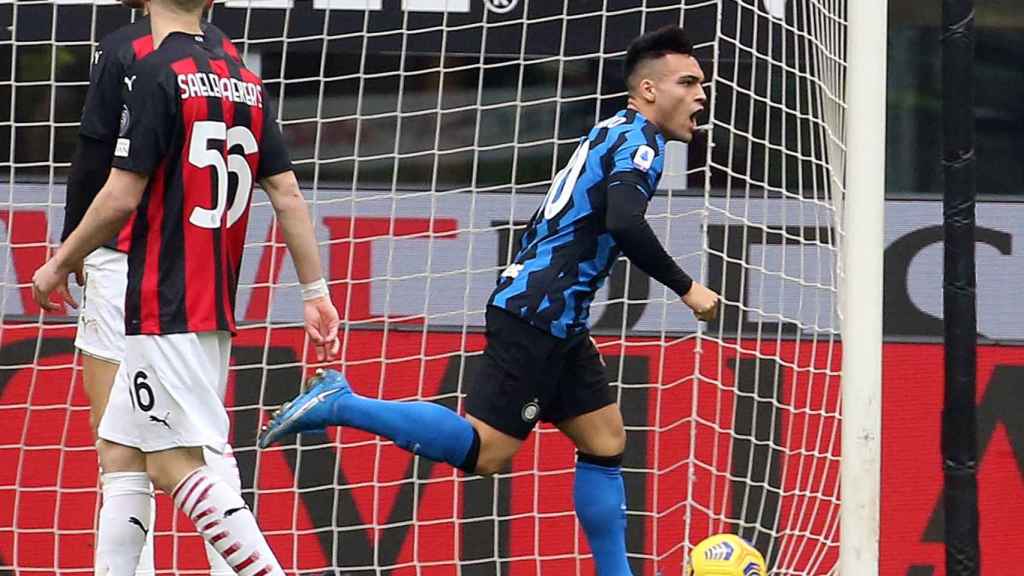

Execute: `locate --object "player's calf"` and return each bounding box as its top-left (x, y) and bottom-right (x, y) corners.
top-left (203, 445), bottom-right (244, 576)
top-left (557, 407), bottom-right (632, 574)
top-left (575, 452), bottom-right (633, 576)
top-left (95, 443), bottom-right (152, 576)
top-left (96, 471), bottom-right (153, 576)
top-left (172, 466), bottom-right (285, 576)
top-left (260, 369), bottom-right (484, 474)
top-left (147, 448), bottom-right (286, 574)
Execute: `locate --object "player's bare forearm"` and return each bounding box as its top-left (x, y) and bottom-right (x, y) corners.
top-left (32, 168), bottom-right (145, 311)
top-left (53, 167), bottom-right (147, 271)
top-left (261, 170), bottom-right (339, 359)
top-left (261, 170), bottom-right (324, 284)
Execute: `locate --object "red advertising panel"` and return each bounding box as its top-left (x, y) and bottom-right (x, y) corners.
top-left (881, 343), bottom-right (1024, 575)
top-left (0, 326), bottom-right (1018, 574)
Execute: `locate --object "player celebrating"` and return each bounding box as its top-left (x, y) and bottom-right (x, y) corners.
top-left (34, 0), bottom-right (340, 574)
top-left (258, 25), bottom-right (716, 575)
top-left (62, 1), bottom-right (247, 574)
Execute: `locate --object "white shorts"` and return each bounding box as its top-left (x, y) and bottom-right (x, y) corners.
top-left (97, 331), bottom-right (232, 454)
top-left (75, 247), bottom-right (128, 363)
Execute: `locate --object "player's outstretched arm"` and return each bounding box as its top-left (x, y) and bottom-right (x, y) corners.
top-left (33, 168), bottom-right (147, 311)
top-left (605, 175), bottom-right (720, 321)
top-left (261, 170), bottom-right (340, 360)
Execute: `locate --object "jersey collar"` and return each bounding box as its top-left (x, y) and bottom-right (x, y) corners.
top-left (163, 30), bottom-right (206, 46)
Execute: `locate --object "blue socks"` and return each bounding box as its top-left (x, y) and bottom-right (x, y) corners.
top-left (330, 392), bottom-right (480, 472)
top-left (575, 453), bottom-right (632, 576)
top-left (323, 383), bottom-right (630, 573)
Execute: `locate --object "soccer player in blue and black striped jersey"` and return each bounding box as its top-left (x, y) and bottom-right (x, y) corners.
top-left (258, 26), bottom-right (720, 575)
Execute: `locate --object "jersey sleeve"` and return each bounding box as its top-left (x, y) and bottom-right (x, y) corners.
top-left (78, 37), bottom-right (130, 143)
top-left (256, 86), bottom-right (293, 179)
top-left (110, 62), bottom-right (178, 175)
top-left (609, 128), bottom-right (665, 199)
top-left (62, 135), bottom-right (115, 241)
top-left (605, 178), bottom-right (693, 297)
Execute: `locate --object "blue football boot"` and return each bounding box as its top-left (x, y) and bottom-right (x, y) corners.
top-left (258, 368), bottom-right (351, 448)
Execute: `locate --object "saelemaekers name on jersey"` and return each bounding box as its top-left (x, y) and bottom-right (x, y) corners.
top-left (177, 72), bottom-right (262, 107)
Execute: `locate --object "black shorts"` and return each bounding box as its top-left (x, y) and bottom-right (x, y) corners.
top-left (464, 306), bottom-right (615, 440)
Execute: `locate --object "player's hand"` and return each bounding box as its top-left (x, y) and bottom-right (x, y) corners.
top-left (682, 281), bottom-right (719, 322)
top-left (32, 258), bottom-right (78, 312)
top-left (304, 296), bottom-right (340, 361)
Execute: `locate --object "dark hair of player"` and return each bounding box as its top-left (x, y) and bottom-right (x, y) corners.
top-left (623, 26), bottom-right (695, 91)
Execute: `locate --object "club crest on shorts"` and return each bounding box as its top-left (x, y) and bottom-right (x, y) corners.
top-left (521, 401), bottom-right (540, 422)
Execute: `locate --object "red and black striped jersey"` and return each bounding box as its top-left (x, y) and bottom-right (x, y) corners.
top-left (111, 31), bottom-right (292, 336)
top-left (63, 15), bottom-right (241, 250)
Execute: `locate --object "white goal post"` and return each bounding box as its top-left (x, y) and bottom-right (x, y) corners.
top-left (0, 1), bottom-right (884, 574)
top-left (840, 0), bottom-right (886, 574)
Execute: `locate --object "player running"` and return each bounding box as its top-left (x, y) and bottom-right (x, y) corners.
top-left (34, 0), bottom-right (340, 574)
top-left (258, 25), bottom-right (717, 576)
top-left (63, 1), bottom-right (247, 574)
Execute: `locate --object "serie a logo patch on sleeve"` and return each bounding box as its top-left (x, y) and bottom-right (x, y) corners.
top-left (115, 138), bottom-right (131, 158)
top-left (633, 145), bottom-right (655, 172)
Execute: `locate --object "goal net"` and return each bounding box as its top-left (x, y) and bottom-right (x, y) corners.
top-left (0, 0), bottom-right (851, 574)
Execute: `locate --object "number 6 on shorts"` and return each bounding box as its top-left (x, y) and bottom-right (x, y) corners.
top-left (130, 370), bottom-right (155, 412)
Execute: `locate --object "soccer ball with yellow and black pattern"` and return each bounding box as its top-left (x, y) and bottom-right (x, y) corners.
top-left (685, 533), bottom-right (768, 576)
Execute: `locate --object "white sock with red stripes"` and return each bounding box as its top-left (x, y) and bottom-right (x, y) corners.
top-left (204, 445), bottom-right (243, 576)
top-left (96, 472), bottom-right (154, 576)
top-left (172, 466), bottom-right (283, 576)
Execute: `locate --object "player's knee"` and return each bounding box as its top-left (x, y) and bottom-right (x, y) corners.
top-left (473, 439), bottom-right (516, 476)
top-left (465, 415), bottom-right (522, 476)
top-left (580, 426), bottom-right (626, 458)
top-left (146, 467), bottom-right (183, 495)
top-left (606, 426), bottom-right (627, 455)
top-left (146, 448), bottom-right (205, 494)
top-left (145, 461), bottom-right (177, 494)
top-left (97, 439), bottom-right (146, 474)
top-left (473, 451), bottom-right (511, 476)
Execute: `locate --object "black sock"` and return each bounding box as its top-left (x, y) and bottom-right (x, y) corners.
top-left (577, 451), bottom-right (623, 469)
top-left (457, 428), bottom-right (481, 473)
